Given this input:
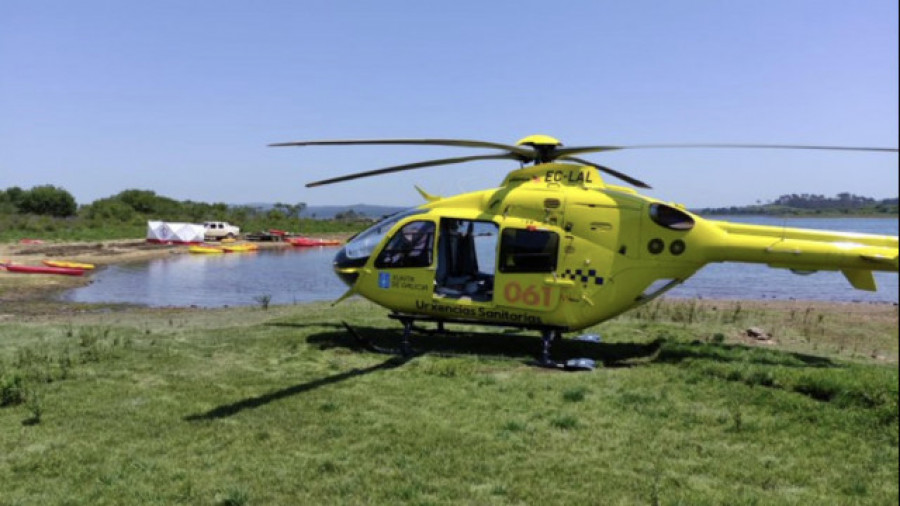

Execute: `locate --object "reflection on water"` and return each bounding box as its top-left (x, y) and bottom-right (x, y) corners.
top-left (62, 217), bottom-right (899, 307)
top-left (62, 247), bottom-right (347, 308)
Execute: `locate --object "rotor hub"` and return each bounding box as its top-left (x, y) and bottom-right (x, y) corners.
top-left (516, 135), bottom-right (563, 163)
top-left (515, 134), bottom-right (563, 147)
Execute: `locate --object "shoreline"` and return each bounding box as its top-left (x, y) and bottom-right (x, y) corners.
top-left (2, 236), bottom-right (897, 313)
top-left (693, 212), bottom-right (899, 219)
top-left (0, 235), bottom-right (349, 302)
top-left (3, 239), bottom-right (897, 362)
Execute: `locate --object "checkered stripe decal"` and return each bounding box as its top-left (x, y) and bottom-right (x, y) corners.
top-left (562, 268), bottom-right (604, 285)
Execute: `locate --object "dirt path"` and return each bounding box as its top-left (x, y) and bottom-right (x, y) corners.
top-left (2, 239), bottom-right (179, 265)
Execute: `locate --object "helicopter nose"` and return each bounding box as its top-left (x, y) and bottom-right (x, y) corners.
top-left (333, 246), bottom-right (367, 287)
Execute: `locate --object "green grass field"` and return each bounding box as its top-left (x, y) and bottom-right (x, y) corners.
top-left (1, 299), bottom-right (897, 505)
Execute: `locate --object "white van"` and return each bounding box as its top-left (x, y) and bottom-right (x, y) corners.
top-left (203, 221), bottom-right (240, 240)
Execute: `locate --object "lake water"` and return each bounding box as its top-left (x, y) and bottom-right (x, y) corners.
top-left (62, 247), bottom-right (346, 308)
top-left (61, 217), bottom-right (898, 307)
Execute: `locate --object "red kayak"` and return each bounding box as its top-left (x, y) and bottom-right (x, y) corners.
top-left (288, 237), bottom-right (342, 247)
top-left (2, 263), bottom-right (86, 276)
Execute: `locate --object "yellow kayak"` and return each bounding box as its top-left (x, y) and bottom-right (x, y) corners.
top-left (222, 243), bottom-right (258, 253)
top-left (189, 245), bottom-right (224, 254)
top-left (43, 260), bottom-right (96, 270)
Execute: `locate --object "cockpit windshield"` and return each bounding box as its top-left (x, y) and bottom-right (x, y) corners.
top-left (343, 208), bottom-right (428, 259)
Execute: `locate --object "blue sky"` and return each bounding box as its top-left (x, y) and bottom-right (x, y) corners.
top-left (1, 0), bottom-right (897, 208)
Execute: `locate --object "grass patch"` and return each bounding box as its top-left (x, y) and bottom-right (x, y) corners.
top-left (0, 298), bottom-right (897, 504)
top-left (562, 386), bottom-right (589, 402)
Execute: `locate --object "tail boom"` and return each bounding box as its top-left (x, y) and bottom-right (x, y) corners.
top-left (703, 220), bottom-right (898, 291)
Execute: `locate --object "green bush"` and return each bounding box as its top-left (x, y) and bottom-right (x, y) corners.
top-left (17, 185), bottom-right (77, 217)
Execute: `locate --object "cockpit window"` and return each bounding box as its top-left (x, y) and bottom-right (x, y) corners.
top-left (375, 221), bottom-right (435, 268)
top-left (649, 203), bottom-right (695, 231)
top-left (342, 208), bottom-right (427, 259)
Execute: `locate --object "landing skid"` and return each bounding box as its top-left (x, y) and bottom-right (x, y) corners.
top-left (344, 314), bottom-right (592, 370)
top-left (530, 329), bottom-right (597, 371)
top-left (341, 321), bottom-right (412, 356)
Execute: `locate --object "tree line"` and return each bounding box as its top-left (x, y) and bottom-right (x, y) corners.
top-left (0, 186), bottom-right (305, 222)
top-left (695, 192), bottom-right (898, 216)
top-left (0, 185), bottom-right (361, 241)
top-left (0, 185), bottom-right (77, 217)
top-left (770, 192), bottom-right (895, 210)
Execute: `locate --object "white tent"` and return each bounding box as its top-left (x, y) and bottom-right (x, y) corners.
top-left (146, 221), bottom-right (205, 244)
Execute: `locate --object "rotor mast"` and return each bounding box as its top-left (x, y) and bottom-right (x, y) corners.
top-left (516, 134), bottom-right (564, 164)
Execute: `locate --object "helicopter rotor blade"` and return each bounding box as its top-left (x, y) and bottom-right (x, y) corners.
top-left (554, 143), bottom-right (898, 159)
top-left (561, 156), bottom-right (653, 189)
top-left (305, 153), bottom-right (520, 188)
top-left (553, 146), bottom-right (622, 158)
top-left (621, 143), bottom-right (899, 152)
top-left (270, 138), bottom-right (536, 159)
top-left (274, 137), bottom-right (896, 187)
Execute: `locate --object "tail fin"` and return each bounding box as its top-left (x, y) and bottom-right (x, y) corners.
top-left (842, 269), bottom-right (877, 291)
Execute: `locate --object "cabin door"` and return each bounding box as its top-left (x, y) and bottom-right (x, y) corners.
top-left (432, 218), bottom-right (499, 303)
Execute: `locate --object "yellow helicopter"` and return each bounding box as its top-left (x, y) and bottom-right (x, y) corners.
top-left (271, 135), bottom-right (899, 365)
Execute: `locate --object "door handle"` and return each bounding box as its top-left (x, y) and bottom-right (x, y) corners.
top-left (543, 276), bottom-right (574, 287)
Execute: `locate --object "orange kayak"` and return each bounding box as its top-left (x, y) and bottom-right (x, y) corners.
top-left (288, 237), bottom-right (342, 247)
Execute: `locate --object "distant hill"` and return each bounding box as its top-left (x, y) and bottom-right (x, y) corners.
top-left (244, 193), bottom-right (899, 221)
top-left (241, 202), bottom-right (409, 220)
top-left (301, 204), bottom-right (408, 219)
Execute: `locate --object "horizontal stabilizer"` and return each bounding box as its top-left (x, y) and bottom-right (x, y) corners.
top-left (842, 269), bottom-right (877, 292)
top-left (860, 254), bottom-right (899, 269)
